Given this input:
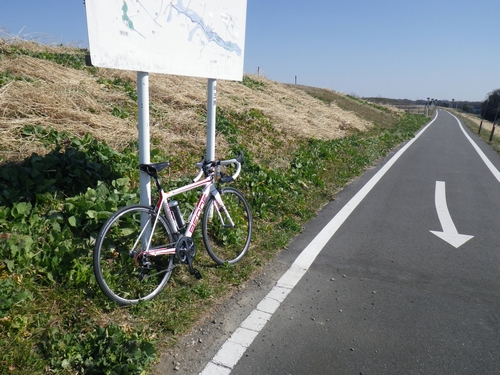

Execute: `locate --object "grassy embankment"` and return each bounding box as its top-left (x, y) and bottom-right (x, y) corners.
top-left (0, 39), bottom-right (429, 374)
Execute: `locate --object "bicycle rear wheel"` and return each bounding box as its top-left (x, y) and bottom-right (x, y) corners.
top-left (93, 204), bottom-right (175, 305)
top-left (202, 187), bottom-right (252, 265)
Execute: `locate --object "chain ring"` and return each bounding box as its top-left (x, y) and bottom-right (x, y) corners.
top-left (175, 237), bottom-right (196, 264)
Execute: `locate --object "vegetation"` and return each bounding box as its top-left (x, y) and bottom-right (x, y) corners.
top-left (0, 38), bottom-right (429, 374)
top-left (292, 84), bottom-right (399, 127)
top-left (452, 110), bottom-right (500, 155)
top-left (480, 88), bottom-right (500, 122)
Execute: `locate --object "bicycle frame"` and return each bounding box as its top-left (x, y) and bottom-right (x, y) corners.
top-left (140, 173), bottom-right (231, 258)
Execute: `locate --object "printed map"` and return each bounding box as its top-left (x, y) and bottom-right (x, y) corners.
top-left (86, 0), bottom-right (247, 80)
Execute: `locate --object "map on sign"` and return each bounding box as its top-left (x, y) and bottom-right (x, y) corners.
top-left (85, 0), bottom-right (247, 80)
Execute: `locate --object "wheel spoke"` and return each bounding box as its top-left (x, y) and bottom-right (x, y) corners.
top-left (93, 205), bottom-right (175, 305)
top-left (202, 187), bottom-right (252, 265)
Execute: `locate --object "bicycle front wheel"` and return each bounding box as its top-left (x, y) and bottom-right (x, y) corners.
top-left (202, 187), bottom-right (252, 265)
top-left (93, 204), bottom-right (175, 305)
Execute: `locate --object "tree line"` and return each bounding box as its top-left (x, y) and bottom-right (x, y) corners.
top-left (481, 89), bottom-right (500, 122)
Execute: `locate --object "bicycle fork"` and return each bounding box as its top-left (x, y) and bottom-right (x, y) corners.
top-left (210, 187), bottom-right (236, 228)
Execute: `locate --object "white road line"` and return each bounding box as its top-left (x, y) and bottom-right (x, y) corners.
top-left (200, 115), bottom-right (438, 375)
top-left (450, 112), bottom-right (500, 184)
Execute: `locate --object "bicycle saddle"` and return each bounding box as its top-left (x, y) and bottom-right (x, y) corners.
top-left (138, 162), bottom-right (170, 176)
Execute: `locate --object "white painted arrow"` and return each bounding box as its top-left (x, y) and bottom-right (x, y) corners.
top-left (430, 181), bottom-right (473, 248)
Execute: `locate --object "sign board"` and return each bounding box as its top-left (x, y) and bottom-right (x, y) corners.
top-left (85, 0), bottom-right (247, 81)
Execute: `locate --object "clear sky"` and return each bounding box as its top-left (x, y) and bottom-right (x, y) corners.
top-left (1, 0), bottom-right (498, 102)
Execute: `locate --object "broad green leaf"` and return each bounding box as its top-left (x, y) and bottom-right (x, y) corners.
top-left (68, 216), bottom-right (77, 227)
top-left (11, 202), bottom-right (32, 218)
top-left (86, 210), bottom-right (97, 219)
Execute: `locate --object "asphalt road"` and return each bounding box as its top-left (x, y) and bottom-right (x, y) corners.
top-left (157, 110), bottom-right (500, 374)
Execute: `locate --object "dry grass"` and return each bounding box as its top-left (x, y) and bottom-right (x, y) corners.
top-left (292, 84), bottom-right (403, 126)
top-left (218, 77), bottom-right (373, 137)
top-left (0, 54), bottom-right (140, 159)
top-left (0, 39), bottom-right (401, 164)
top-left (454, 110), bottom-right (494, 132)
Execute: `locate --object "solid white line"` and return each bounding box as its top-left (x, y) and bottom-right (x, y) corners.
top-left (199, 114), bottom-right (438, 375)
top-left (450, 112), bottom-right (500, 183)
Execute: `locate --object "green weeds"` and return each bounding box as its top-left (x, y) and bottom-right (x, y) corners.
top-left (241, 75), bottom-right (265, 90)
top-left (0, 128), bottom-right (157, 374)
top-left (40, 322), bottom-right (156, 374)
top-left (97, 77), bottom-right (138, 118)
top-left (98, 77), bottom-right (138, 102)
top-left (1, 44), bottom-right (88, 70)
top-left (0, 70), bottom-right (33, 87)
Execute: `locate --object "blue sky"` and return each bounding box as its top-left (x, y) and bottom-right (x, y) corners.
top-left (0, 0), bottom-right (498, 101)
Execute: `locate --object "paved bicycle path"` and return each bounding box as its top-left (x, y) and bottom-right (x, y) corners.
top-left (155, 110), bottom-right (500, 374)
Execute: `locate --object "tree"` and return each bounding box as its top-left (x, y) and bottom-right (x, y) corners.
top-left (481, 89), bottom-right (500, 122)
top-left (462, 104), bottom-right (473, 113)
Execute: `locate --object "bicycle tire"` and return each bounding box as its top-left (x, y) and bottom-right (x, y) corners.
top-left (93, 204), bottom-right (175, 305)
top-left (202, 187), bottom-right (252, 265)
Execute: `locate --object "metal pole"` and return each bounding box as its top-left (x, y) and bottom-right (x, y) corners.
top-left (207, 78), bottom-right (217, 161)
top-left (137, 71), bottom-right (151, 206)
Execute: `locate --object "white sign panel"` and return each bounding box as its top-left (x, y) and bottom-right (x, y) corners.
top-left (85, 0), bottom-right (247, 80)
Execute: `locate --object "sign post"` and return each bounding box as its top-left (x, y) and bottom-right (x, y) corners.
top-left (85, 0), bottom-right (247, 201)
top-left (206, 79), bottom-right (217, 162)
top-left (137, 71), bottom-right (151, 206)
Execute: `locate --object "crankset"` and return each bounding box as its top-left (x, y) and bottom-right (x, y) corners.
top-left (175, 237), bottom-right (202, 279)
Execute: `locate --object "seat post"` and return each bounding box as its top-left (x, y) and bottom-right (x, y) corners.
top-left (152, 174), bottom-right (162, 192)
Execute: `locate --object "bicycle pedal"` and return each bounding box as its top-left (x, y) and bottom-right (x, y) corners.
top-left (193, 269), bottom-right (203, 280)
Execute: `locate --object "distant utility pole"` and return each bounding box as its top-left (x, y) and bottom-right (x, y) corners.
top-left (295, 75), bottom-right (297, 85)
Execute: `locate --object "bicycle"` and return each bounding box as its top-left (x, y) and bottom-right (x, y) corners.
top-left (93, 152), bottom-right (252, 305)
